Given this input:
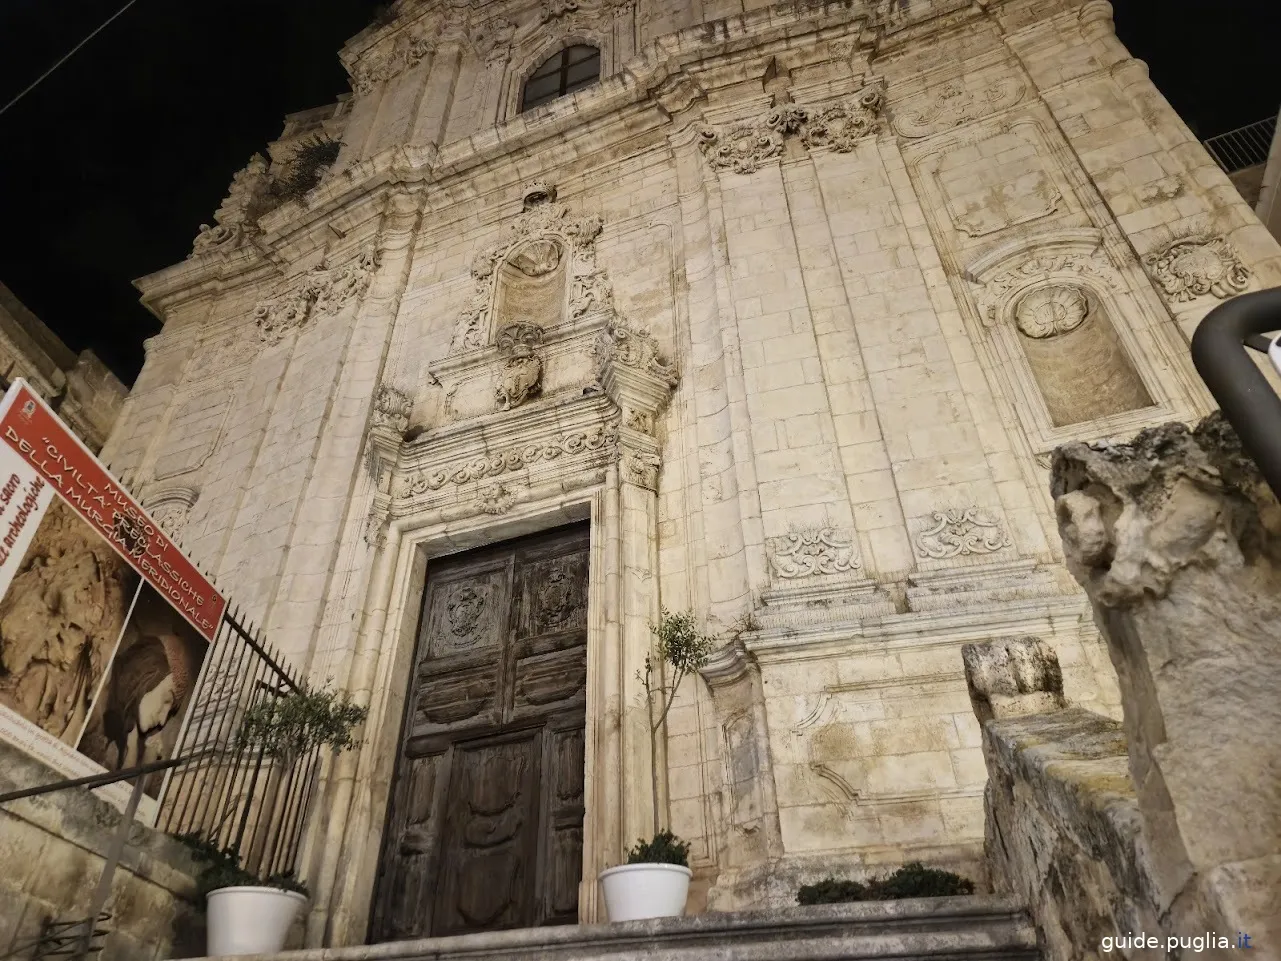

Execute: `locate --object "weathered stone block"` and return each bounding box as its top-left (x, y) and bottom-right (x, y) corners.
top-left (962, 636), bottom-right (1067, 724)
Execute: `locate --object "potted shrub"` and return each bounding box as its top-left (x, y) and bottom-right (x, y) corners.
top-left (599, 609), bottom-right (715, 922)
top-left (186, 685), bottom-right (366, 956)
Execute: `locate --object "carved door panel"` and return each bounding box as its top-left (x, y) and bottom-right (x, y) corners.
top-left (370, 524), bottom-right (589, 942)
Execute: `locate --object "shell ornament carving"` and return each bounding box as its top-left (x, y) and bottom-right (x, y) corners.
top-left (1014, 286), bottom-right (1089, 339)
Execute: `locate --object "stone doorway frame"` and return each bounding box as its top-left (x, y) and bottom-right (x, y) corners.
top-left (320, 349), bottom-right (678, 942)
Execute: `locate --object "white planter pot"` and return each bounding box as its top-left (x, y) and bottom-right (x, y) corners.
top-left (599, 863), bottom-right (692, 922)
top-left (206, 886), bottom-right (307, 956)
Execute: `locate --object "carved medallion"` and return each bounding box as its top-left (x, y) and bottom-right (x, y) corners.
top-left (527, 555), bottom-right (587, 634)
top-left (447, 587), bottom-right (486, 639)
top-left (1143, 236), bottom-right (1251, 302)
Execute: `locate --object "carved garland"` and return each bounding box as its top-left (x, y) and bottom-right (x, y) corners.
top-left (697, 87), bottom-right (884, 174)
top-left (396, 418), bottom-right (619, 498)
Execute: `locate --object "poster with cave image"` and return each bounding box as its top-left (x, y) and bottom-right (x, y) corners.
top-left (0, 379), bottom-right (224, 816)
top-left (77, 585), bottom-right (209, 798)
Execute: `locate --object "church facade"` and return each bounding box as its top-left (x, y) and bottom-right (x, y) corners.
top-left (118, 0), bottom-right (1281, 946)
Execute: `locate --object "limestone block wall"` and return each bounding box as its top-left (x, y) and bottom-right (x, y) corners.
top-left (0, 744), bottom-right (203, 961)
top-left (104, 0), bottom-right (1281, 941)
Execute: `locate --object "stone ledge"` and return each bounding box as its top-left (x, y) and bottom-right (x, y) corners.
top-left (193, 898), bottom-right (1037, 961)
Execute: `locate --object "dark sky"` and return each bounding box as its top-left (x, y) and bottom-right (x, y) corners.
top-left (0, 0), bottom-right (1276, 386)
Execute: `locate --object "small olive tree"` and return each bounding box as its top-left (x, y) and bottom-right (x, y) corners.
top-left (633, 609), bottom-right (717, 860)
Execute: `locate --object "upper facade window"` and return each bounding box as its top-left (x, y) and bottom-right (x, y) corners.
top-left (520, 45), bottom-right (601, 113)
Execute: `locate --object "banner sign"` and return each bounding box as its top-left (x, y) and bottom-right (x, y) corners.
top-left (0, 379), bottom-right (226, 815)
top-left (0, 381), bottom-right (225, 638)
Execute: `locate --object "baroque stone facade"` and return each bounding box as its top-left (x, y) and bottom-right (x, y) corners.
top-left (108, 0), bottom-right (1281, 947)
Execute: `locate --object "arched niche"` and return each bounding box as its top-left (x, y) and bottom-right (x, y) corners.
top-left (1012, 284), bottom-right (1151, 427)
top-left (493, 237), bottom-right (568, 334)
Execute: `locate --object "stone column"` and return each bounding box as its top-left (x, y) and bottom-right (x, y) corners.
top-left (1052, 412), bottom-right (1281, 951)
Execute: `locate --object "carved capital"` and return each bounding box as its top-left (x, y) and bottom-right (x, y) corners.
top-left (372, 384), bottom-right (412, 434)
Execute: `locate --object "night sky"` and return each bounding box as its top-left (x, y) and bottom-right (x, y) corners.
top-left (0, 0), bottom-right (1276, 385)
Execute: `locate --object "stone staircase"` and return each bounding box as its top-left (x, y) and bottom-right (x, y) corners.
top-left (196, 896), bottom-right (1039, 961)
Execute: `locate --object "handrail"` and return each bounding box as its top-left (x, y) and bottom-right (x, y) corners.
top-left (0, 757), bottom-right (185, 806)
top-left (1190, 287), bottom-right (1281, 500)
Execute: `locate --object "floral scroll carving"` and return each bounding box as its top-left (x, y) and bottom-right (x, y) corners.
top-left (594, 317), bottom-right (678, 387)
top-left (495, 323), bottom-right (545, 411)
top-left (254, 250), bottom-right (378, 344)
top-left (396, 419), bottom-right (619, 498)
top-left (914, 508), bottom-right (1011, 559)
top-left (766, 527), bottom-right (860, 578)
top-left (1143, 236), bottom-right (1251, 303)
top-left (697, 87), bottom-right (884, 173)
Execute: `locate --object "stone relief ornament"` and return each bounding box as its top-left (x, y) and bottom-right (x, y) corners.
top-left (396, 418), bottom-right (619, 497)
top-left (594, 317), bottom-right (678, 386)
top-left (350, 19), bottom-right (436, 94)
top-left (624, 449), bottom-right (663, 491)
top-left (624, 407), bottom-right (653, 434)
top-left (766, 527), bottom-right (860, 578)
top-left (799, 89), bottom-right (885, 153)
top-left (892, 79), bottom-right (1026, 139)
top-left (191, 154), bottom-right (270, 256)
top-left (451, 184), bottom-right (605, 352)
top-left (144, 487), bottom-right (199, 538)
top-left (477, 482), bottom-right (517, 515)
top-left (914, 508), bottom-right (1012, 559)
top-left (495, 323), bottom-right (545, 411)
top-left (1143, 235), bottom-right (1251, 303)
top-left (254, 250), bottom-right (378, 344)
top-left (697, 88), bottom-right (884, 173)
top-left (952, 174), bottom-right (1061, 238)
top-left (975, 250), bottom-right (1116, 327)
top-left (372, 384), bottom-right (413, 433)
top-left (1014, 285), bottom-right (1089, 339)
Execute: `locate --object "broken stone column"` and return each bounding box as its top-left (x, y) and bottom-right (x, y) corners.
top-left (1052, 412), bottom-right (1281, 952)
top-left (961, 635), bottom-right (1067, 725)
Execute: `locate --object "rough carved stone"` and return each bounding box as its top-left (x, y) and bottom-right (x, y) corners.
top-left (190, 154), bottom-right (269, 256)
top-left (396, 419), bottom-right (618, 497)
top-left (914, 508), bottom-right (1011, 558)
top-left (254, 250), bottom-right (378, 344)
top-left (372, 384), bottom-right (413, 433)
top-left (1052, 412), bottom-right (1281, 939)
top-left (892, 79), bottom-right (1026, 139)
top-left (594, 317), bottom-right (677, 386)
top-left (697, 89), bottom-right (883, 173)
top-left (766, 527), bottom-right (859, 578)
top-left (961, 636), bottom-right (1066, 725)
top-left (1142, 235), bottom-right (1252, 302)
top-left (1013, 285), bottom-right (1089, 339)
top-left (495, 323), bottom-right (545, 411)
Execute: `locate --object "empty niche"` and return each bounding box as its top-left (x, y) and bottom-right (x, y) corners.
top-left (1012, 285), bottom-right (1152, 427)
top-left (492, 237), bottom-right (566, 334)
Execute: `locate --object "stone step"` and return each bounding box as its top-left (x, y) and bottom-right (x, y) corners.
top-left (197, 896), bottom-right (1039, 961)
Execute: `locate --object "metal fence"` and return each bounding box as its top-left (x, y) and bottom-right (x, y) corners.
top-left (1204, 116), bottom-right (1278, 174)
top-left (156, 609), bottom-right (321, 881)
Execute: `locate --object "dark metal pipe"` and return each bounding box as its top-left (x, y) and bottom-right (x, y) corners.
top-left (0, 758), bottom-right (183, 805)
top-left (1190, 287), bottom-right (1281, 500)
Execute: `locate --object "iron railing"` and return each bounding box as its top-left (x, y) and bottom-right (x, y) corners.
top-left (157, 609), bottom-right (319, 881)
top-left (1204, 116), bottom-right (1278, 175)
top-left (0, 610), bottom-right (317, 961)
top-left (1191, 287), bottom-right (1281, 500)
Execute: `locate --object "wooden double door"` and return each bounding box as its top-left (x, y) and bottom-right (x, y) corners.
top-left (369, 524), bottom-right (589, 942)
